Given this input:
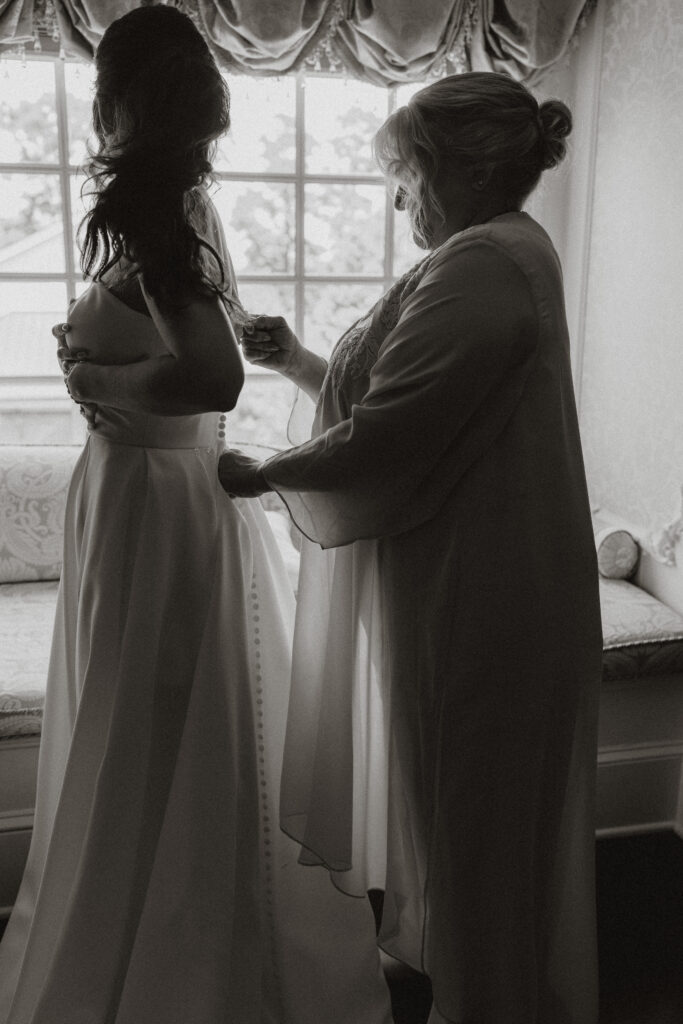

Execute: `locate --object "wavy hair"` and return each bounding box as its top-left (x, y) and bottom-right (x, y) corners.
top-left (374, 72), bottom-right (572, 247)
top-left (81, 6), bottom-right (230, 307)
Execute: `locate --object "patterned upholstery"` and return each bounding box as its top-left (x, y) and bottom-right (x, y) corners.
top-left (0, 446), bottom-right (81, 583)
top-left (600, 578), bottom-right (683, 681)
top-left (0, 580), bottom-right (59, 738)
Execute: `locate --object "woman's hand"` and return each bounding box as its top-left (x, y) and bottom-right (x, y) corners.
top-left (240, 314), bottom-right (328, 402)
top-left (218, 449), bottom-right (270, 498)
top-left (240, 315), bottom-right (302, 377)
top-left (52, 321), bottom-right (99, 428)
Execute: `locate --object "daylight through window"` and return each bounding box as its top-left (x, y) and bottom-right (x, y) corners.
top-left (0, 55), bottom-right (423, 447)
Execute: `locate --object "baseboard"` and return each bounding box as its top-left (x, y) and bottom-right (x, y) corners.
top-left (596, 820), bottom-right (677, 838)
top-left (596, 746), bottom-right (683, 834)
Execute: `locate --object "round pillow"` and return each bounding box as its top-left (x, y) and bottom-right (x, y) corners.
top-left (595, 527), bottom-right (639, 579)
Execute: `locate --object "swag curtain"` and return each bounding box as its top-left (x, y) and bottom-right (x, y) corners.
top-left (0, 0), bottom-right (595, 84)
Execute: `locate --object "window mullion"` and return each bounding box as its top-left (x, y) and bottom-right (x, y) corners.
top-left (383, 85), bottom-right (397, 287)
top-left (294, 73), bottom-right (306, 342)
top-left (0, 162), bottom-right (62, 173)
top-left (54, 57), bottom-right (77, 300)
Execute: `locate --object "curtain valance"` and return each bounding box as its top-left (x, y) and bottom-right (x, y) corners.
top-left (0, 0), bottom-right (596, 84)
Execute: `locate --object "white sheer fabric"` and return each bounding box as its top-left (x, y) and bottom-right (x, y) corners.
top-left (267, 213), bottom-right (602, 1023)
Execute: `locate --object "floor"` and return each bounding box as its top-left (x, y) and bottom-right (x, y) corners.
top-left (1, 832), bottom-right (681, 1022)
top-left (596, 831), bottom-right (683, 1024)
top-left (376, 831), bottom-right (683, 1024)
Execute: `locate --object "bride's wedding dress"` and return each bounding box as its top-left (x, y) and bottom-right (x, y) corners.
top-left (0, 282), bottom-right (391, 1024)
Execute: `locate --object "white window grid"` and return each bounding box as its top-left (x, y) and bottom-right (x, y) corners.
top-left (0, 54), bottom-right (415, 386)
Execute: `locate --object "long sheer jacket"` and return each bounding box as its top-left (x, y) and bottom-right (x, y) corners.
top-left (263, 212), bottom-right (602, 1024)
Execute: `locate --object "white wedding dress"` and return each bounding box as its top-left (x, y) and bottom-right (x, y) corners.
top-left (0, 282), bottom-right (391, 1024)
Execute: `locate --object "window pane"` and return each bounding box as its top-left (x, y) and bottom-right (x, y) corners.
top-left (395, 82), bottom-right (426, 108)
top-left (70, 172), bottom-right (95, 266)
top-left (0, 385), bottom-right (85, 444)
top-left (237, 282), bottom-right (295, 327)
top-left (0, 59), bottom-right (58, 163)
top-left (212, 180), bottom-right (295, 275)
top-left (229, 376), bottom-right (297, 449)
top-left (305, 77), bottom-right (387, 176)
top-left (305, 183), bottom-right (385, 275)
top-left (216, 76), bottom-right (296, 174)
top-left (304, 283), bottom-right (384, 358)
top-left (0, 173), bottom-right (65, 273)
top-left (64, 62), bottom-right (96, 166)
top-left (0, 282), bottom-right (68, 376)
top-left (393, 207), bottom-right (425, 277)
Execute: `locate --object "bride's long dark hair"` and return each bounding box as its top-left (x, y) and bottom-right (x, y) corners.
top-left (81, 5), bottom-right (230, 307)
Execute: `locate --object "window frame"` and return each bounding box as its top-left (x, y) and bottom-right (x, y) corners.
top-left (0, 54), bottom-right (417, 400)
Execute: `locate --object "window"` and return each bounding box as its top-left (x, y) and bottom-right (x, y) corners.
top-left (0, 55), bottom-right (423, 447)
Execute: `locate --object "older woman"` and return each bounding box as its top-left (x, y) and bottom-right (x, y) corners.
top-left (220, 72), bottom-right (602, 1024)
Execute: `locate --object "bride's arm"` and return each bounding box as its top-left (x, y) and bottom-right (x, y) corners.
top-left (66, 283), bottom-right (244, 417)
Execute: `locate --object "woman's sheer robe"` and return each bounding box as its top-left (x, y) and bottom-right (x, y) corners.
top-left (264, 214), bottom-right (602, 1024)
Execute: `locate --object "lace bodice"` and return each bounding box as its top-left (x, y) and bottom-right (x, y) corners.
top-left (327, 256), bottom-right (433, 391)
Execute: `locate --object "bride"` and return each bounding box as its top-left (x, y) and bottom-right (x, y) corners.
top-left (0, 8), bottom-right (390, 1024)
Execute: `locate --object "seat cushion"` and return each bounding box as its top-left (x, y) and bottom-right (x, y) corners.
top-left (600, 578), bottom-right (683, 681)
top-left (0, 580), bottom-right (59, 738)
top-left (3, 552), bottom-right (681, 739)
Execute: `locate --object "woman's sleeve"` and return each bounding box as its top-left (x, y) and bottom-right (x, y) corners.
top-left (262, 238), bottom-right (540, 548)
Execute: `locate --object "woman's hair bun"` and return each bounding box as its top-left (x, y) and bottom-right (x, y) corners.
top-left (537, 99), bottom-right (572, 169)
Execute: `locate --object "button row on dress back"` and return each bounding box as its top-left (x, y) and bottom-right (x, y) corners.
top-left (251, 570), bottom-right (284, 1007)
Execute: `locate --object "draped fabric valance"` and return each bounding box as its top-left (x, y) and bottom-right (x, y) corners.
top-left (0, 0), bottom-right (596, 85)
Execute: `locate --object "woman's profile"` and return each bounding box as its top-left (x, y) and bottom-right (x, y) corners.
top-left (0, 9), bottom-right (390, 1024)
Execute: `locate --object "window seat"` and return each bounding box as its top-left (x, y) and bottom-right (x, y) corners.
top-left (2, 445), bottom-right (683, 917)
top-left (4, 577), bottom-right (683, 743)
top-left (600, 577), bottom-right (683, 681)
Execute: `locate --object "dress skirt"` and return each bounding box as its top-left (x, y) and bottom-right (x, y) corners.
top-left (0, 433), bottom-right (391, 1024)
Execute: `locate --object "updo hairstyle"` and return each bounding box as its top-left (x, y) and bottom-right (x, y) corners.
top-left (374, 71), bottom-right (572, 248)
top-left (81, 5), bottom-right (230, 307)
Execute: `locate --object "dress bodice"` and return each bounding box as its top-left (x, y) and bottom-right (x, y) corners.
top-left (66, 283), bottom-right (220, 450)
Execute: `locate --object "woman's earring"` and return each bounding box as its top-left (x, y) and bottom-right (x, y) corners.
top-left (394, 185), bottom-right (408, 210)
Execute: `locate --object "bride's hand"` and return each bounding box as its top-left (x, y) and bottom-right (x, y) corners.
top-left (52, 321), bottom-right (99, 428)
top-left (218, 449), bottom-right (270, 498)
top-left (240, 315), bottom-right (302, 377)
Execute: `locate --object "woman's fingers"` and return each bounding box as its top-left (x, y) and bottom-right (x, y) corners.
top-left (51, 322), bottom-right (71, 339)
top-left (241, 327), bottom-right (272, 344)
top-left (79, 402), bottom-right (98, 428)
top-left (57, 345), bottom-right (89, 377)
top-left (243, 340), bottom-right (278, 355)
top-left (243, 350), bottom-right (272, 363)
top-left (241, 326), bottom-right (280, 363)
top-left (250, 315), bottom-right (287, 331)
